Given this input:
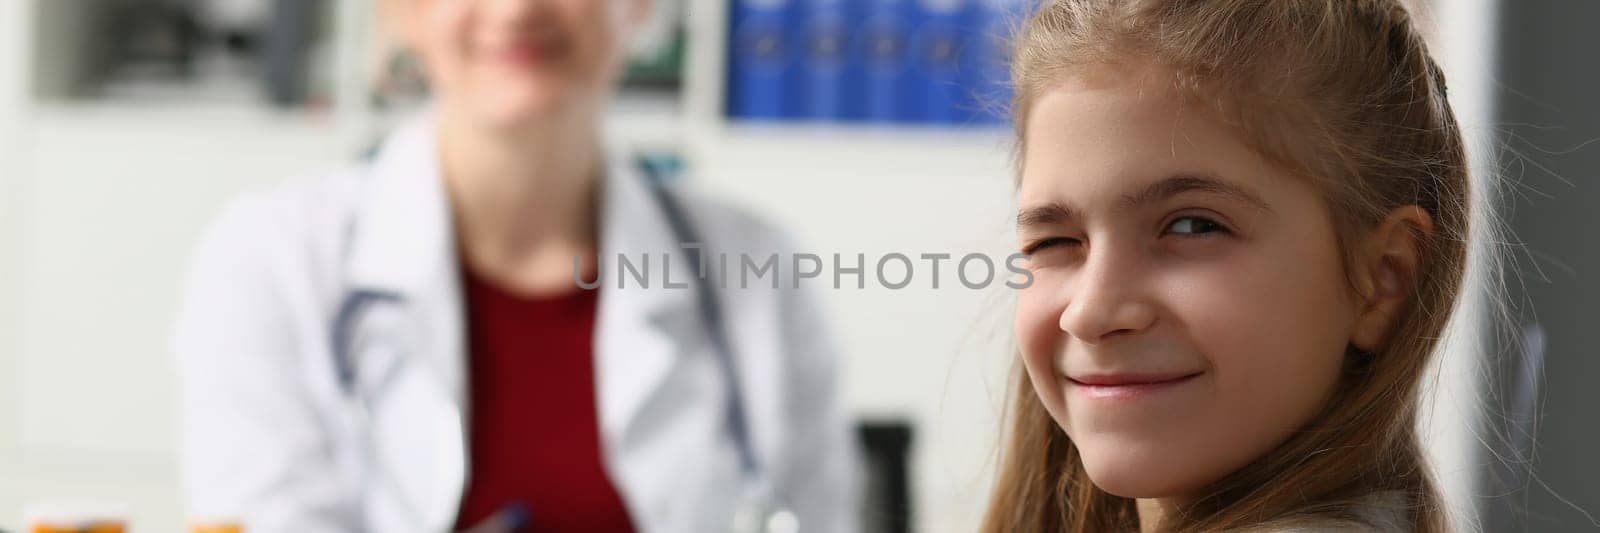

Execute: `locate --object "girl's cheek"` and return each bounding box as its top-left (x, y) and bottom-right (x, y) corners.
top-left (1159, 252), bottom-right (1277, 358)
top-left (1015, 271), bottom-right (1069, 410)
top-left (1161, 240), bottom-right (1348, 413)
top-left (1015, 271), bottom-right (1063, 353)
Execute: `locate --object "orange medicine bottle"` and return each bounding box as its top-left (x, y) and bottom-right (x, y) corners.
top-left (29, 523), bottom-right (124, 533)
top-left (189, 524), bottom-right (244, 533)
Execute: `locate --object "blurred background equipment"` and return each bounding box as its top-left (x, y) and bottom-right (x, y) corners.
top-left (28, 0), bottom-right (332, 105)
top-left (625, 0), bottom-right (688, 90)
top-left (94, 0), bottom-right (202, 88)
top-left (32, 0), bottom-right (333, 106)
top-left (857, 421), bottom-right (914, 533)
top-left (260, 0), bottom-right (321, 106)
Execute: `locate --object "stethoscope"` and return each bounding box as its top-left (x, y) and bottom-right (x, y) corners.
top-left (330, 157), bottom-right (798, 533)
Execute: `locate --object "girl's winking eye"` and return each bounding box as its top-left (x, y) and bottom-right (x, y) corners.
top-left (1022, 236), bottom-right (1082, 256)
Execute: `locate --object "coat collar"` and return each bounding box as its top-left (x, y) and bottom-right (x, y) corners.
top-left (346, 113), bottom-right (453, 298)
top-left (591, 145), bottom-right (705, 449)
top-left (342, 111), bottom-right (697, 433)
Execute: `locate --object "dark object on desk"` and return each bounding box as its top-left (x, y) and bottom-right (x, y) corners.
top-left (858, 420), bottom-right (913, 533)
top-left (263, 0), bottom-right (317, 106)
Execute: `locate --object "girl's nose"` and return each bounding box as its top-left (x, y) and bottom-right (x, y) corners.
top-left (1057, 246), bottom-right (1158, 344)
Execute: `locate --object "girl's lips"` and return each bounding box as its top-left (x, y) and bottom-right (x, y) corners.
top-left (1065, 372), bottom-right (1203, 400)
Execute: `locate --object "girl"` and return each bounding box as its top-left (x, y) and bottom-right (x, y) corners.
top-left (174, 0), bottom-right (857, 532)
top-left (987, 0), bottom-right (1470, 531)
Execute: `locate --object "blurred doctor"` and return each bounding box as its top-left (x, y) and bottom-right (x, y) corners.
top-left (173, 0), bottom-right (858, 532)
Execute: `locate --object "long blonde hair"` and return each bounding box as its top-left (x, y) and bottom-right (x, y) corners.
top-left (984, 1), bottom-right (1470, 531)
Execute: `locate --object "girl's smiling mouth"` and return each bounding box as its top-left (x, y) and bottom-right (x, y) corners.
top-left (1065, 371), bottom-right (1205, 400)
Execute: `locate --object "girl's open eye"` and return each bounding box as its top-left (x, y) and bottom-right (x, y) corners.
top-left (1165, 216), bottom-right (1228, 236)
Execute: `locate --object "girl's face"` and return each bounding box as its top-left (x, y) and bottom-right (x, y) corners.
top-left (1015, 67), bottom-right (1362, 501)
top-left (388, 0), bottom-right (647, 128)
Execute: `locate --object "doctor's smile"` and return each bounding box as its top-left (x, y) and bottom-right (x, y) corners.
top-left (486, 37), bottom-right (563, 68)
top-left (480, 22), bottom-right (570, 70)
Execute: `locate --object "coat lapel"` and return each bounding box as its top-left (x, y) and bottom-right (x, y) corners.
top-left (593, 155), bottom-right (700, 450)
top-left (344, 114), bottom-right (467, 410)
top-left (341, 114), bottom-right (469, 533)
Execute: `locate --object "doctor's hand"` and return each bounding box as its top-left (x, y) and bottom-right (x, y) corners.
top-left (456, 504), bottom-right (529, 533)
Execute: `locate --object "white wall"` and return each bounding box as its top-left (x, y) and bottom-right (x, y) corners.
top-left (0, 104), bottom-right (352, 531)
top-left (0, 0), bottom-right (361, 526)
top-left (1, 0), bottom-right (35, 507)
top-left (1418, 0), bottom-right (1499, 529)
top-left (688, 128), bottom-right (1021, 532)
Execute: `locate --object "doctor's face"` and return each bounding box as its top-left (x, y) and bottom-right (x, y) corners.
top-left (386, 0), bottom-right (649, 129)
top-left (1013, 66), bottom-right (1360, 502)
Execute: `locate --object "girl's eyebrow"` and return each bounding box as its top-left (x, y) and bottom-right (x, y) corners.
top-left (1017, 173), bottom-right (1272, 231)
top-left (1124, 174), bottom-right (1275, 213)
top-left (1017, 202), bottom-right (1080, 232)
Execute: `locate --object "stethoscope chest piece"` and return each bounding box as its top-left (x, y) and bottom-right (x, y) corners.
top-left (732, 506), bottom-right (798, 533)
top-left (334, 291), bottom-right (465, 533)
top-left (730, 481), bottom-right (798, 533)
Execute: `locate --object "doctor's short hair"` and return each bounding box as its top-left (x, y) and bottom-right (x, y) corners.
top-left (989, 0), bottom-right (1477, 531)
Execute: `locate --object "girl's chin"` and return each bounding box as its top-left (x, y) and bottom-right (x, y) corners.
top-left (1085, 473), bottom-right (1193, 500)
top-left (1078, 447), bottom-right (1211, 500)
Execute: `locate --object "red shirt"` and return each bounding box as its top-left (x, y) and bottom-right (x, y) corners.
top-left (453, 266), bottom-right (636, 533)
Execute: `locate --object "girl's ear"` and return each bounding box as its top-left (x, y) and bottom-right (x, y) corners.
top-left (1351, 205), bottom-right (1435, 354)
